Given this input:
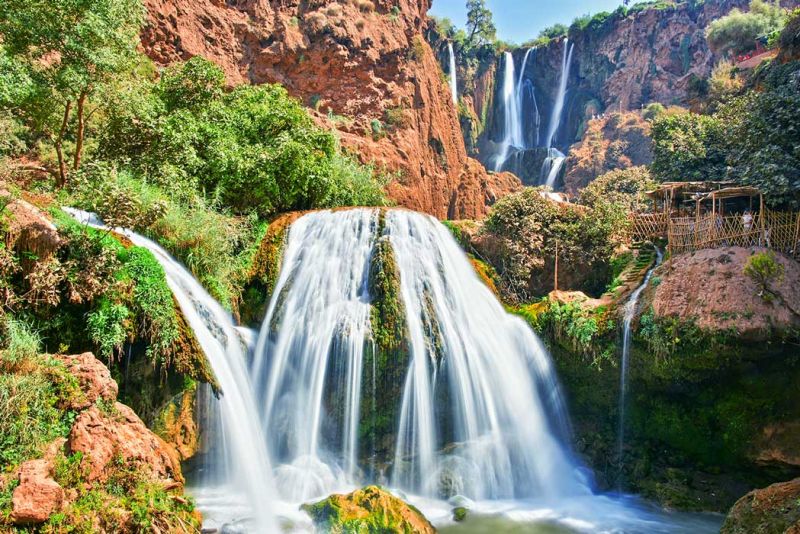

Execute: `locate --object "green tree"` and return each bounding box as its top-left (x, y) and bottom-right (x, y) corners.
top-left (650, 112), bottom-right (728, 183)
top-left (465, 0), bottom-right (496, 48)
top-left (0, 0), bottom-right (145, 185)
top-left (579, 166), bottom-right (656, 211)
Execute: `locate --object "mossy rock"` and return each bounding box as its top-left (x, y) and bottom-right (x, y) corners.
top-left (301, 486), bottom-right (436, 534)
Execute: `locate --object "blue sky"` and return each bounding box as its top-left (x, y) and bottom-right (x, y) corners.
top-left (428, 0), bottom-right (626, 44)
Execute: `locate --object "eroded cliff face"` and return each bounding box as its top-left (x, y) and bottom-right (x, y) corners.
top-left (140, 0), bottom-right (520, 219)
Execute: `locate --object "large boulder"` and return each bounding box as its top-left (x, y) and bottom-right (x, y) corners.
top-left (721, 478), bottom-right (800, 534)
top-left (646, 247), bottom-right (800, 341)
top-left (10, 459), bottom-right (64, 525)
top-left (55, 352), bottom-right (117, 410)
top-left (67, 403), bottom-right (183, 485)
top-left (302, 486), bottom-right (435, 534)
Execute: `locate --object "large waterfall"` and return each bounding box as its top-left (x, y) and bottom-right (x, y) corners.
top-left (63, 208), bottom-right (278, 532)
top-left (448, 42), bottom-right (458, 105)
top-left (494, 49), bottom-right (535, 172)
top-left (64, 207), bottom-right (722, 533)
top-left (545, 38), bottom-right (575, 149)
top-left (253, 209), bottom-right (587, 502)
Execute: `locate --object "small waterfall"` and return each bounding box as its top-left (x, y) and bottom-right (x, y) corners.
top-left (447, 42), bottom-right (458, 105)
top-left (63, 208), bottom-right (278, 532)
top-left (494, 49), bottom-right (536, 171)
top-left (545, 39), bottom-right (575, 149)
top-left (617, 247), bottom-right (664, 475)
top-left (541, 148), bottom-right (567, 188)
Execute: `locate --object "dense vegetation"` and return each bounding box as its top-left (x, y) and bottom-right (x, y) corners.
top-left (651, 8), bottom-right (800, 208)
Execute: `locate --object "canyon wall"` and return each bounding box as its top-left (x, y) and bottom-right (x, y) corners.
top-left (140, 0), bottom-right (520, 219)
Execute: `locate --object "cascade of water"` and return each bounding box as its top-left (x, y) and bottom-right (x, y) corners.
top-left (62, 208), bottom-right (278, 532)
top-left (494, 51), bottom-right (520, 171)
top-left (617, 247), bottom-right (664, 474)
top-left (447, 42), bottom-right (458, 105)
top-left (545, 39), bottom-right (575, 149)
top-left (541, 147), bottom-right (567, 188)
top-left (385, 210), bottom-right (587, 500)
top-left (252, 210), bottom-right (377, 502)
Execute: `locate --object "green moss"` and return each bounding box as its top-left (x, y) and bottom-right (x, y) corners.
top-left (368, 220), bottom-right (407, 355)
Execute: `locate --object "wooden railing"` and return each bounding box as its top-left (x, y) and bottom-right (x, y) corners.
top-left (630, 210), bottom-right (800, 259)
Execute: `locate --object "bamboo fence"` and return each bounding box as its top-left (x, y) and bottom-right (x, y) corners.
top-left (630, 210), bottom-right (800, 259)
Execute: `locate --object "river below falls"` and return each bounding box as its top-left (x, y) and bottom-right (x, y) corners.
top-left (188, 483), bottom-right (723, 534)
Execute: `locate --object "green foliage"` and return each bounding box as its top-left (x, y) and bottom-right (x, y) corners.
top-left (1, 316), bottom-right (41, 367)
top-left (483, 187), bottom-right (629, 300)
top-left (579, 166), bottom-right (656, 211)
top-left (99, 58), bottom-right (388, 217)
top-left (705, 0), bottom-right (787, 56)
top-left (86, 298), bottom-right (129, 360)
top-left (368, 232), bottom-right (407, 354)
top-left (650, 112), bottom-right (728, 183)
top-left (743, 250), bottom-right (784, 300)
top-left (642, 102), bottom-right (666, 121)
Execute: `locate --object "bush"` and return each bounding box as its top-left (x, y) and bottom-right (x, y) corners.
top-left (651, 112), bottom-right (728, 183)
top-left (706, 0), bottom-right (787, 57)
top-left (1, 316), bottom-right (41, 369)
top-left (743, 251), bottom-right (784, 300)
top-left (579, 166), bottom-right (656, 211)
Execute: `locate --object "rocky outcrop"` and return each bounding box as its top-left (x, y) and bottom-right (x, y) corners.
top-left (55, 352), bottom-right (117, 410)
top-left (2, 194), bottom-right (61, 262)
top-left (721, 478), bottom-right (800, 534)
top-left (301, 485), bottom-right (435, 534)
top-left (10, 458), bottom-right (65, 524)
top-left (646, 247), bottom-right (800, 341)
top-left (67, 402), bottom-right (183, 485)
top-left (139, 0), bottom-right (520, 219)
top-left (563, 111), bottom-right (652, 194)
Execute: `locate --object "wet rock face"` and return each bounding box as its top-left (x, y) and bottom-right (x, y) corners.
top-left (10, 459), bottom-right (65, 524)
top-left (301, 485), bottom-right (436, 534)
top-left (140, 0), bottom-right (520, 219)
top-left (721, 478), bottom-right (800, 534)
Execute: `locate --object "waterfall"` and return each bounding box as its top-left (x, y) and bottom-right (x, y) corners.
top-left (253, 210), bottom-right (376, 501)
top-left (386, 210), bottom-right (585, 500)
top-left (63, 208), bottom-right (278, 533)
top-left (541, 147), bottom-right (567, 188)
top-left (448, 42), bottom-right (458, 105)
top-left (253, 208), bottom-right (588, 504)
top-left (545, 39), bottom-right (575, 149)
top-left (494, 49), bottom-right (536, 171)
top-left (617, 247), bottom-right (664, 475)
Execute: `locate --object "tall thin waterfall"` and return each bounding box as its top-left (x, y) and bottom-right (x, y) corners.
top-left (253, 208), bottom-right (588, 504)
top-left (448, 42), bottom-right (458, 105)
top-left (545, 39), bottom-right (575, 149)
top-left (63, 209), bottom-right (278, 532)
top-left (495, 49), bottom-right (535, 171)
top-left (617, 247), bottom-right (663, 473)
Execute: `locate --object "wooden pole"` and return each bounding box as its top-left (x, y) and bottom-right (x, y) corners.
top-left (760, 194), bottom-right (766, 247)
top-left (554, 240), bottom-right (559, 292)
top-left (793, 212), bottom-right (800, 259)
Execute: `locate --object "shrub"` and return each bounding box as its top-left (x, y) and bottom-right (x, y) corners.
top-left (579, 166), bottom-right (656, 211)
top-left (86, 298), bottom-right (130, 360)
top-left (650, 112), bottom-right (728, 183)
top-left (705, 0), bottom-right (787, 57)
top-left (1, 316), bottom-right (41, 369)
top-left (743, 251), bottom-right (784, 300)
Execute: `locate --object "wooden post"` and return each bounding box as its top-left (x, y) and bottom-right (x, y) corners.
top-left (554, 240), bottom-right (559, 292)
top-left (793, 212), bottom-right (800, 259)
top-left (760, 194), bottom-right (766, 247)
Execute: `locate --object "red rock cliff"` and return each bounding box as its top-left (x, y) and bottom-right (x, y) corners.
top-left (140, 0), bottom-right (520, 219)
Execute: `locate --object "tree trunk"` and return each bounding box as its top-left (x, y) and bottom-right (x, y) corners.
top-left (55, 100), bottom-right (73, 188)
top-left (72, 90), bottom-right (88, 171)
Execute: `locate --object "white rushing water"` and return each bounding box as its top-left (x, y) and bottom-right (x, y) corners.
top-left (63, 208), bottom-right (278, 533)
top-left (541, 147), bottom-right (567, 188)
top-left (448, 42), bottom-right (458, 105)
top-left (617, 247), bottom-right (664, 472)
top-left (494, 49), bottom-right (536, 172)
top-left (545, 38), bottom-right (575, 149)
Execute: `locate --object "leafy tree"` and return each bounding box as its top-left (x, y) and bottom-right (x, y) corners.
top-left (650, 112), bottom-right (728, 183)
top-left (579, 166), bottom-right (656, 211)
top-left (539, 24), bottom-right (568, 40)
top-left (465, 0), bottom-right (496, 49)
top-left (706, 0), bottom-right (786, 57)
top-left (0, 0), bottom-right (145, 185)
